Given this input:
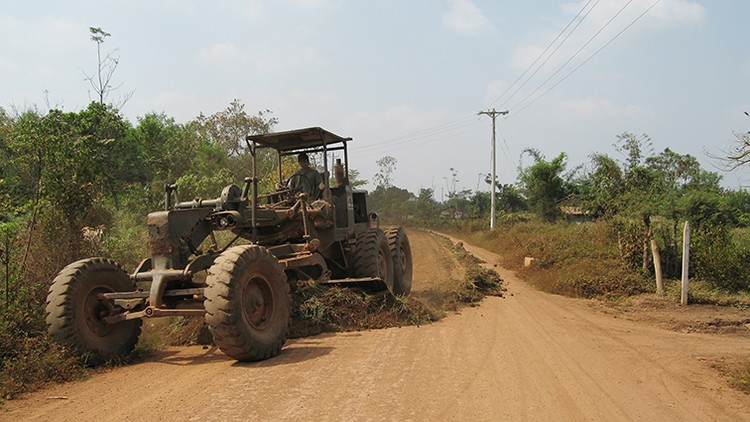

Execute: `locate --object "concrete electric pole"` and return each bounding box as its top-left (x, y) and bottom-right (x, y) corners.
top-left (478, 108), bottom-right (509, 230)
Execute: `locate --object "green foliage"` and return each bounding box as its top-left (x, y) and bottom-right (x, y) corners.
top-left (518, 149), bottom-right (572, 221)
top-left (0, 323), bottom-right (85, 400)
top-left (0, 274), bottom-right (86, 399)
top-left (572, 132), bottom-right (750, 291)
top-left (195, 99), bottom-right (277, 156)
top-left (369, 185), bottom-right (415, 224)
top-left (465, 220), bottom-right (649, 298)
top-left (691, 226), bottom-right (750, 292)
top-left (194, 100), bottom-right (276, 191)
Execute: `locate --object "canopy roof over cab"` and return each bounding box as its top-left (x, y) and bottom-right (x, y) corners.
top-left (247, 127), bottom-right (352, 152)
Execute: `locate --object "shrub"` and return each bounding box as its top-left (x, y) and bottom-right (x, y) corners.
top-left (0, 312), bottom-right (85, 400)
top-left (692, 227), bottom-right (750, 292)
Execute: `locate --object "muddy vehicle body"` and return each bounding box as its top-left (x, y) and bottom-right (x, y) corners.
top-left (46, 127), bottom-right (412, 362)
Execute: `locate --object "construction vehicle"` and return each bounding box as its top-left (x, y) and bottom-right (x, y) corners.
top-left (46, 127), bottom-right (413, 362)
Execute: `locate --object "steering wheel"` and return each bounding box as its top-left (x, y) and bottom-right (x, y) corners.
top-left (286, 173), bottom-right (314, 196)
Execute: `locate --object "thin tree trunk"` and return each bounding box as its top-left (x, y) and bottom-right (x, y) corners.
top-left (20, 158), bottom-right (43, 278)
top-left (642, 215), bottom-right (652, 270)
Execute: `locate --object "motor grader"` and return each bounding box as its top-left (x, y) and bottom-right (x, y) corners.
top-left (46, 127), bottom-right (412, 362)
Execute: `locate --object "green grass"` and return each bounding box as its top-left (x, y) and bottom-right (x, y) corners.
top-left (459, 220), bottom-right (649, 299)
top-left (661, 278), bottom-right (750, 308)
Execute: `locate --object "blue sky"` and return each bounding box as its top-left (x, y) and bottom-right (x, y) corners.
top-left (2, 0), bottom-right (749, 196)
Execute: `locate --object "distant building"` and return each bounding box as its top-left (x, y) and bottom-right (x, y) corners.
top-left (440, 209), bottom-right (463, 220)
top-left (557, 194), bottom-right (590, 222)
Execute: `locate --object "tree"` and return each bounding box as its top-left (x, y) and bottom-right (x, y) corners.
top-left (195, 99), bottom-right (278, 190)
top-left (414, 188), bottom-right (439, 222)
top-left (374, 156), bottom-right (397, 190)
top-left (369, 185), bottom-right (414, 223)
top-left (581, 153), bottom-right (623, 217)
top-left (126, 113), bottom-right (228, 201)
top-left (195, 99), bottom-right (277, 156)
top-left (581, 132), bottom-right (729, 272)
top-left (721, 111), bottom-right (750, 169)
top-left (84, 27), bottom-right (132, 107)
top-left (484, 175), bottom-right (527, 213)
top-left (518, 149), bottom-right (570, 221)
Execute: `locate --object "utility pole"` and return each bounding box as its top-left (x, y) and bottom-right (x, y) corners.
top-left (478, 108), bottom-right (509, 230)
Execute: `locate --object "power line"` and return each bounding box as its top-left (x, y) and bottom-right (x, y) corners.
top-left (341, 1), bottom-right (662, 180)
top-left (354, 121), bottom-right (484, 159)
top-left (509, 0), bottom-right (636, 114)
top-left (511, 0), bottom-right (663, 118)
top-left (490, 0), bottom-right (601, 109)
top-left (355, 116), bottom-right (479, 152)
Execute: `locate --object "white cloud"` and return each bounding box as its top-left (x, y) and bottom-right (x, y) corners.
top-left (442, 0), bottom-right (495, 36)
top-left (198, 43), bottom-right (322, 73)
top-left (649, 0), bottom-right (705, 25)
top-left (559, 96), bottom-right (654, 119)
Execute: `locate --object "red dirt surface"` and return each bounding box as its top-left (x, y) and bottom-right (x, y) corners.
top-left (4, 230), bottom-right (749, 421)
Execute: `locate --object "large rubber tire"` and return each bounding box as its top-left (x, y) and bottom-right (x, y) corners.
top-left (204, 245), bottom-right (290, 361)
top-left (45, 258), bottom-right (142, 364)
top-left (353, 228), bottom-right (394, 292)
top-left (385, 227), bottom-right (413, 295)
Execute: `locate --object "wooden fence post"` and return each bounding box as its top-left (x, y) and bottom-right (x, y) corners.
top-left (681, 221), bottom-right (690, 305)
top-left (650, 239), bottom-right (663, 295)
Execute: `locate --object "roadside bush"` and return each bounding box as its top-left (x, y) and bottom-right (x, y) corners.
top-left (461, 219), bottom-right (649, 299)
top-left (554, 258), bottom-right (648, 298)
top-left (0, 294), bottom-right (85, 400)
top-left (0, 210), bottom-right (105, 400)
top-left (692, 227), bottom-right (750, 292)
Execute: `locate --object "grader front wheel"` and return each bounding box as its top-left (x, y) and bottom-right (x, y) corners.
top-left (204, 245), bottom-right (291, 361)
top-left (45, 258), bottom-right (142, 364)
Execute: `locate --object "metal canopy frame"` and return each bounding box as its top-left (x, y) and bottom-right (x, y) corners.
top-left (246, 127), bottom-right (352, 152)
top-left (246, 127), bottom-right (352, 189)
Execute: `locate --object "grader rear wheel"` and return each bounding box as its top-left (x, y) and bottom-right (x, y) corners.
top-left (385, 227), bottom-right (413, 295)
top-left (45, 258), bottom-right (142, 364)
top-left (353, 228), bottom-right (394, 292)
top-left (204, 245), bottom-right (291, 361)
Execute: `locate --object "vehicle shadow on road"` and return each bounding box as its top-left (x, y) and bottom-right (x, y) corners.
top-left (146, 346), bottom-right (230, 366)
top-left (142, 340), bottom-right (336, 367)
top-left (232, 341), bottom-right (335, 368)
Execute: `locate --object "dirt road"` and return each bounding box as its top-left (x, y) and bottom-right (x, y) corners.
top-left (5, 231), bottom-right (749, 421)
